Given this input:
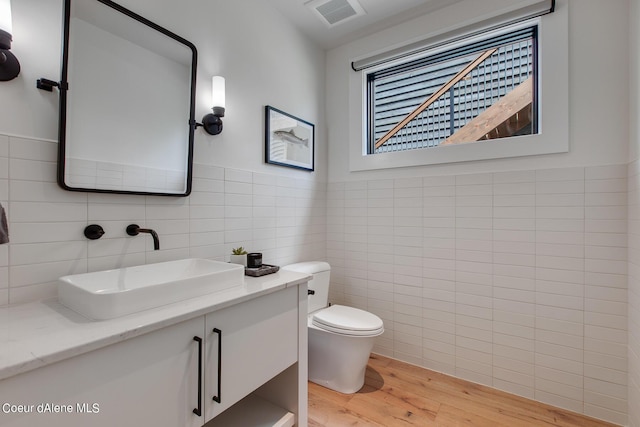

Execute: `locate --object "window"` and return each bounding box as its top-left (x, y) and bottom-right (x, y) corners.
top-left (346, 1), bottom-right (567, 172)
top-left (366, 25), bottom-right (538, 155)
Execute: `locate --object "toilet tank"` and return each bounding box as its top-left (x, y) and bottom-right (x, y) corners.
top-left (282, 261), bottom-right (330, 314)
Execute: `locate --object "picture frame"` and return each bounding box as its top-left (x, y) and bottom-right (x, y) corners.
top-left (265, 105), bottom-right (315, 171)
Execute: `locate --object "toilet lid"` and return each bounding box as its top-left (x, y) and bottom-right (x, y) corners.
top-left (312, 305), bottom-right (384, 336)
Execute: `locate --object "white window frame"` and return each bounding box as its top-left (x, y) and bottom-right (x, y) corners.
top-left (347, 2), bottom-right (568, 172)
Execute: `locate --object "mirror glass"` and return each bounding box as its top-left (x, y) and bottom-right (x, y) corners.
top-left (59, 0), bottom-right (197, 196)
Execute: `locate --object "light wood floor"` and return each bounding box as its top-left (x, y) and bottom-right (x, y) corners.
top-left (308, 354), bottom-right (619, 427)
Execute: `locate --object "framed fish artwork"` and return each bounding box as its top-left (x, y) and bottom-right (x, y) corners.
top-left (265, 105), bottom-right (315, 171)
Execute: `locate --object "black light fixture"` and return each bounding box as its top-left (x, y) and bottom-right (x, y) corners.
top-left (0, 0), bottom-right (19, 81)
top-left (198, 76), bottom-right (225, 135)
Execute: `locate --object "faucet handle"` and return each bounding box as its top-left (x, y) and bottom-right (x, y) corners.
top-left (126, 224), bottom-right (140, 236)
top-left (84, 224), bottom-right (105, 240)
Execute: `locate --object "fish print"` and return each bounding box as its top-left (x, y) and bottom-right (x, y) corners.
top-left (273, 129), bottom-right (309, 147)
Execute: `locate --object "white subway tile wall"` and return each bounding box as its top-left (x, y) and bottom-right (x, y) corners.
top-left (584, 165), bottom-right (628, 424)
top-left (534, 167), bottom-right (586, 415)
top-left (628, 160), bottom-right (640, 427)
top-left (0, 134), bottom-right (326, 306)
top-left (328, 165), bottom-right (629, 425)
top-left (493, 170), bottom-right (536, 400)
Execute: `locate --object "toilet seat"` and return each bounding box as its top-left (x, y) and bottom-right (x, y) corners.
top-left (311, 305), bottom-right (384, 337)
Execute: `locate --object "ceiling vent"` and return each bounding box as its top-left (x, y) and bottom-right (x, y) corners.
top-left (305, 0), bottom-right (366, 27)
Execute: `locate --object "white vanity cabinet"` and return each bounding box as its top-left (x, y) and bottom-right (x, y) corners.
top-left (0, 316), bottom-right (204, 427)
top-left (204, 286), bottom-right (299, 421)
top-left (0, 281), bottom-right (308, 427)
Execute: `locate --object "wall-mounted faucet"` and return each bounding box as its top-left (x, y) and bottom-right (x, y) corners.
top-left (126, 224), bottom-right (160, 250)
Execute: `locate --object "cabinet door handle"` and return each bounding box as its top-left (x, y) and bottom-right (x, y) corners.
top-left (192, 336), bottom-right (203, 417)
top-left (212, 328), bottom-right (222, 404)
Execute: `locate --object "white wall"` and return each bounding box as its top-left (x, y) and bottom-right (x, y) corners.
top-left (0, 0), bottom-right (327, 305)
top-left (325, 0), bottom-right (631, 424)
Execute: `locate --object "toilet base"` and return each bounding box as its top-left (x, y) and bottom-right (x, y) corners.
top-left (308, 325), bottom-right (377, 394)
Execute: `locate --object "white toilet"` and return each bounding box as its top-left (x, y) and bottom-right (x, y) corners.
top-left (282, 261), bottom-right (384, 394)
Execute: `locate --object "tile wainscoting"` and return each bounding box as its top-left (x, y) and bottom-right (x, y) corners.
top-left (627, 160), bottom-right (640, 427)
top-left (327, 166), bottom-right (629, 425)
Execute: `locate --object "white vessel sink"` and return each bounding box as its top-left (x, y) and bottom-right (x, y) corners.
top-left (58, 258), bottom-right (244, 320)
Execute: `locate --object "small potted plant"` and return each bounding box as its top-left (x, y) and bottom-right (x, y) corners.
top-left (230, 246), bottom-right (248, 267)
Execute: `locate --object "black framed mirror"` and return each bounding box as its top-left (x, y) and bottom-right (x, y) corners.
top-left (57, 0), bottom-right (197, 196)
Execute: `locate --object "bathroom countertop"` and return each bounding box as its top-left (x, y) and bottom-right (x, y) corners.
top-left (0, 270), bottom-right (311, 382)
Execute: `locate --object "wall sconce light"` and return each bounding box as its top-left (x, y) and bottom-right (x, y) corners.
top-left (0, 0), bottom-right (19, 81)
top-left (199, 76), bottom-right (225, 135)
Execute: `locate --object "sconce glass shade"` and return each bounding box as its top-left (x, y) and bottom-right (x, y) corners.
top-left (0, 0), bottom-right (19, 82)
top-left (199, 76), bottom-right (225, 135)
top-left (211, 76), bottom-right (225, 114)
top-left (0, 0), bottom-right (12, 37)
top-left (197, 76), bottom-right (225, 135)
